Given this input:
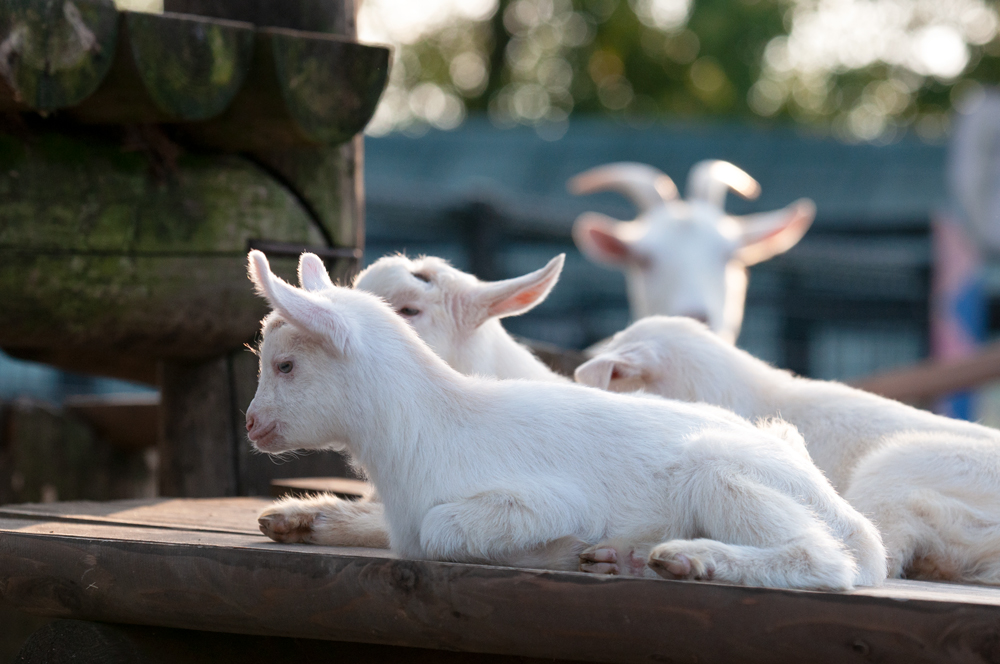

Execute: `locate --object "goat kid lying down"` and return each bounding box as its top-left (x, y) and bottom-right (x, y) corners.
top-left (259, 253), bottom-right (566, 550)
top-left (576, 316), bottom-right (1000, 584)
top-left (352, 253), bottom-right (566, 383)
top-left (245, 250), bottom-right (885, 590)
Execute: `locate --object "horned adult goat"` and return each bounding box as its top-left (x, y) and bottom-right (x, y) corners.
top-left (570, 161), bottom-right (815, 343)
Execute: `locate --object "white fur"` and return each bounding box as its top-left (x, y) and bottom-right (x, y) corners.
top-left (576, 316), bottom-right (1000, 583)
top-left (245, 250), bottom-right (885, 590)
top-left (351, 253), bottom-right (565, 382)
top-left (282, 252), bottom-right (567, 549)
top-left (570, 161), bottom-right (815, 342)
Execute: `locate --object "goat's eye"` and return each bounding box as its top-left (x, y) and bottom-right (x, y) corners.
top-left (277, 361), bottom-right (293, 374)
top-left (398, 307), bottom-right (420, 317)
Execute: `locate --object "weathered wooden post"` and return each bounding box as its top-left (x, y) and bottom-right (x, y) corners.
top-left (0, 0), bottom-right (389, 496)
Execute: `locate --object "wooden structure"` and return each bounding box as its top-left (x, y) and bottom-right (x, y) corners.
top-left (0, 0), bottom-right (389, 497)
top-left (855, 339), bottom-right (1000, 405)
top-left (4, 497), bottom-right (1000, 663)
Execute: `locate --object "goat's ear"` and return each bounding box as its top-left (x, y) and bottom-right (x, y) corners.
top-left (574, 352), bottom-right (643, 390)
top-left (248, 250), bottom-right (352, 353)
top-left (469, 254), bottom-right (565, 326)
top-left (733, 198), bottom-right (815, 266)
top-left (298, 253), bottom-right (335, 292)
top-left (572, 212), bottom-right (638, 267)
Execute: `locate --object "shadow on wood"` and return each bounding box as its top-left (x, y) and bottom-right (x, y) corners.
top-left (17, 619), bottom-right (591, 664)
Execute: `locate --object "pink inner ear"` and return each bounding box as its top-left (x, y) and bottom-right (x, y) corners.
top-left (589, 227), bottom-right (631, 260)
top-left (611, 367), bottom-right (622, 380)
top-left (511, 287), bottom-right (544, 308)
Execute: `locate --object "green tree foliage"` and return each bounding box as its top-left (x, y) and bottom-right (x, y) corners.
top-left (361, 0), bottom-right (1000, 143)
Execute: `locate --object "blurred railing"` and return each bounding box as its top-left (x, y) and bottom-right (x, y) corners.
top-left (854, 342), bottom-right (1000, 405)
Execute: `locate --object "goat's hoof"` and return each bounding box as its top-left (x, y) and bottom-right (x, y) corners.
top-left (648, 545), bottom-right (714, 581)
top-left (580, 543), bottom-right (650, 577)
top-left (579, 545), bottom-right (620, 575)
top-left (579, 545), bottom-right (619, 574)
top-left (258, 510), bottom-right (315, 543)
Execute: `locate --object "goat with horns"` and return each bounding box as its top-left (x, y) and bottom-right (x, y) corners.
top-left (570, 160), bottom-right (815, 343)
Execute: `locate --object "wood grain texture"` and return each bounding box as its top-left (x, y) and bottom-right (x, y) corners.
top-left (0, 497), bottom-right (269, 534)
top-left (69, 11), bottom-right (255, 124)
top-left (2, 1), bottom-right (388, 146)
top-left (64, 393), bottom-right (160, 451)
top-left (158, 357), bottom-right (238, 497)
top-left (4, 499), bottom-right (1000, 663)
top-left (0, 401), bottom-right (155, 506)
top-left (0, 0), bottom-right (119, 111)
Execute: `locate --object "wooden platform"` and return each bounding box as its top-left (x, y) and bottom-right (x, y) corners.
top-left (3, 499), bottom-right (1000, 663)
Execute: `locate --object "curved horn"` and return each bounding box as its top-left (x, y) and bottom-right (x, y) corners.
top-left (686, 160), bottom-right (761, 209)
top-left (568, 162), bottom-right (678, 213)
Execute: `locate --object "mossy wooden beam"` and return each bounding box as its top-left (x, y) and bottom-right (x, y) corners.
top-left (0, 128), bottom-right (322, 382)
top-left (0, 0), bottom-right (119, 111)
top-left (250, 136), bottom-right (365, 257)
top-left (70, 11), bottom-right (255, 123)
top-left (179, 29), bottom-right (389, 151)
top-left (163, 0), bottom-right (356, 37)
top-left (1, 2), bottom-right (390, 147)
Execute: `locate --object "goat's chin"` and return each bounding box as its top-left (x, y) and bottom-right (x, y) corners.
top-left (250, 430), bottom-right (290, 454)
top-left (252, 434), bottom-right (348, 455)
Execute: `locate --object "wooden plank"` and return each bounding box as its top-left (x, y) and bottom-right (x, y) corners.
top-left (0, 0), bottom-right (119, 111)
top-left (854, 340), bottom-right (1000, 403)
top-left (0, 497), bottom-right (268, 535)
top-left (270, 477), bottom-right (371, 499)
top-left (0, 401), bottom-right (155, 505)
top-left (178, 29), bottom-right (390, 152)
top-left (163, 0), bottom-right (357, 38)
top-left (158, 357), bottom-right (239, 498)
top-left (16, 619), bottom-right (591, 664)
top-left (5, 501), bottom-right (1000, 663)
top-left (64, 393), bottom-right (160, 451)
top-left (69, 11), bottom-right (256, 124)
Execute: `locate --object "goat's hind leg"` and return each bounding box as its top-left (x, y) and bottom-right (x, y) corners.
top-left (258, 494), bottom-right (390, 548)
top-left (419, 487), bottom-right (584, 570)
top-left (650, 473), bottom-right (858, 590)
top-left (846, 439), bottom-right (1000, 583)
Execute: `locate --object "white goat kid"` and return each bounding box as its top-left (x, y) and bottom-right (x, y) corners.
top-left (269, 253), bottom-right (566, 550)
top-left (570, 161), bottom-right (815, 343)
top-left (351, 253), bottom-right (565, 382)
top-left (576, 316), bottom-right (1000, 583)
top-left (246, 250), bottom-right (885, 590)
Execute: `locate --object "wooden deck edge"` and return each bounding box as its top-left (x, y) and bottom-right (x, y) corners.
top-left (4, 526), bottom-right (1000, 664)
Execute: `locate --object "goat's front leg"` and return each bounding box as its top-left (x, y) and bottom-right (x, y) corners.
top-left (419, 487), bottom-right (584, 571)
top-left (258, 494), bottom-right (389, 548)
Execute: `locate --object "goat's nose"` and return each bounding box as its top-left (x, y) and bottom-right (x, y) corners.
top-left (246, 414), bottom-right (255, 432)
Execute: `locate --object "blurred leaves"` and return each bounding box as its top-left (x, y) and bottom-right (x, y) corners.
top-left (359, 0), bottom-right (1000, 143)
